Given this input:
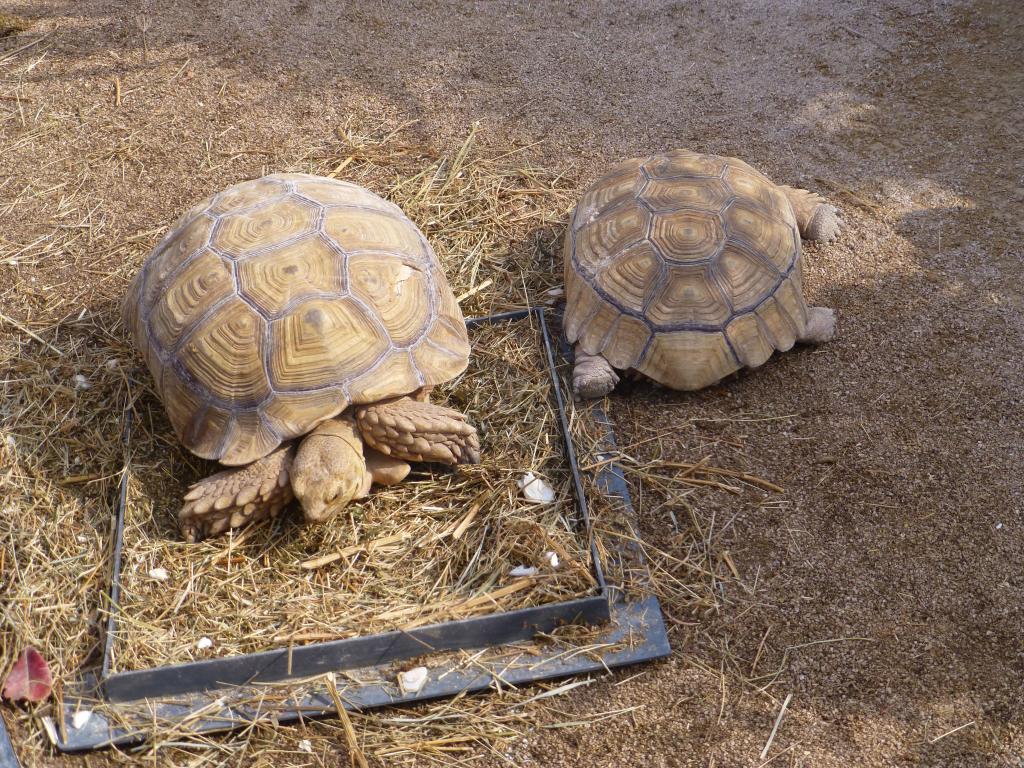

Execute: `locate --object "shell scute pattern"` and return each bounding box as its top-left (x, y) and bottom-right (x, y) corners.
top-left (574, 203), bottom-right (650, 271)
top-left (593, 241), bottom-right (661, 313)
top-left (566, 152), bottom-right (809, 390)
top-left (148, 248), bottom-right (236, 350)
top-left (571, 167), bottom-right (644, 233)
top-left (644, 150), bottom-right (727, 179)
top-left (236, 235), bottom-right (347, 318)
top-left (721, 198), bottom-right (796, 273)
top-left (639, 176), bottom-right (732, 213)
top-left (138, 215), bottom-right (217, 313)
top-left (650, 209), bottom-right (726, 263)
top-left (212, 196), bottom-right (320, 259)
top-left (716, 244), bottom-right (782, 312)
top-left (646, 264), bottom-right (733, 328)
top-left (322, 207), bottom-right (426, 257)
top-left (208, 176), bottom-right (289, 215)
top-left (127, 174), bottom-right (468, 466)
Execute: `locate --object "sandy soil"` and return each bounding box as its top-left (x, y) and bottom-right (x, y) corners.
top-left (1, 0), bottom-right (1021, 766)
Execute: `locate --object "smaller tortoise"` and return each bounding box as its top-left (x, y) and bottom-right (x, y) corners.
top-left (123, 173), bottom-right (479, 541)
top-left (564, 150), bottom-right (841, 398)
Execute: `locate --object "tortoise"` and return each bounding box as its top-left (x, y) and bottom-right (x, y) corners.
top-left (563, 150), bottom-right (841, 398)
top-left (123, 173), bottom-right (480, 541)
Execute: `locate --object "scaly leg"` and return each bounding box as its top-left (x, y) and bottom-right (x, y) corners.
top-left (572, 344), bottom-right (619, 399)
top-left (778, 185), bottom-right (843, 242)
top-left (355, 397), bottom-right (480, 465)
top-left (178, 444), bottom-right (295, 542)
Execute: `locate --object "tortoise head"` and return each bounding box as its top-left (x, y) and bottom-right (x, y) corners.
top-left (290, 416), bottom-right (369, 523)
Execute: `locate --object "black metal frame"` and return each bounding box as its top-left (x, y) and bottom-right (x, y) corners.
top-left (50, 308), bottom-right (669, 753)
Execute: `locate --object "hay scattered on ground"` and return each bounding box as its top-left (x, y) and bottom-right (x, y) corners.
top-left (0, 14), bottom-right (30, 38)
top-left (0, 121), bottom-right (576, 674)
top-left (0, 120), bottom-right (733, 763)
top-left (113, 315), bottom-right (595, 670)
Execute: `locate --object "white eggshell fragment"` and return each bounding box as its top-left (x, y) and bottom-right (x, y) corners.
top-left (510, 565), bottom-right (539, 577)
top-left (196, 637), bottom-right (213, 650)
top-left (71, 710), bottom-right (92, 729)
top-left (544, 551), bottom-right (560, 569)
top-left (148, 567), bottom-right (170, 581)
top-left (398, 666), bottom-right (429, 694)
top-left (518, 472), bottom-right (556, 503)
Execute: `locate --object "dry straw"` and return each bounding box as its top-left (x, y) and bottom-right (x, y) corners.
top-left (114, 315), bottom-right (595, 670)
top-left (0, 119), bottom-right (755, 763)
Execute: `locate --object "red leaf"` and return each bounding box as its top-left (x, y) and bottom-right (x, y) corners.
top-left (2, 647), bottom-right (53, 703)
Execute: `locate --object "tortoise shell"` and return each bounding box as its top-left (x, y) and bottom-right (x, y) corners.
top-left (124, 173), bottom-right (470, 466)
top-left (563, 150), bottom-right (809, 390)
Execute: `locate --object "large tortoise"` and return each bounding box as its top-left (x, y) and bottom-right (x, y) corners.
top-left (123, 173), bottom-right (479, 541)
top-left (564, 150), bottom-right (841, 398)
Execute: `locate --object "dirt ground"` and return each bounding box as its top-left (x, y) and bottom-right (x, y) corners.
top-left (2, 0), bottom-right (1022, 766)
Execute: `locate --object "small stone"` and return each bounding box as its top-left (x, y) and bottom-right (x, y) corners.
top-left (297, 739), bottom-right (313, 753)
top-left (196, 637), bottom-right (213, 650)
top-left (398, 666), bottom-right (428, 695)
top-left (71, 710), bottom-right (92, 729)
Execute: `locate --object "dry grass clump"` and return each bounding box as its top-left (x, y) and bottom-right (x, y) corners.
top-left (0, 118), bottom-right (725, 763)
top-left (1, 121), bottom-right (578, 671)
top-left (100, 125), bottom-right (588, 670)
top-left (0, 111), bottom-right (626, 765)
top-left (90, 661), bottom-right (632, 766)
top-left (91, 614), bottom-right (620, 757)
top-left (0, 314), bottom-right (135, 674)
top-left (0, 14), bottom-right (30, 38)
top-left (113, 315), bottom-right (595, 670)
top-left (565, 395), bottom-right (778, 631)
top-left (314, 120), bottom-right (574, 315)
top-left (0, 120), bottom-right (584, 758)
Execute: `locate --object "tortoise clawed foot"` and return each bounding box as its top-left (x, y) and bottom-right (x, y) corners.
top-left (778, 185), bottom-right (843, 242)
top-left (805, 205), bottom-right (842, 242)
top-left (572, 347), bottom-right (619, 400)
top-left (800, 306), bottom-right (837, 344)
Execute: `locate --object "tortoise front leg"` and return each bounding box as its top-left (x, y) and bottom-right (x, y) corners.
top-left (778, 185), bottom-right (842, 242)
top-left (178, 444), bottom-right (295, 542)
top-left (355, 397), bottom-right (480, 465)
